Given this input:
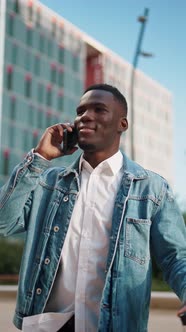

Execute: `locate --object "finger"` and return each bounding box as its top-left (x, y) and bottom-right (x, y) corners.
top-left (47, 123), bottom-right (74, 140)
top-left (177, 305), bottom-right (186, 316)
top-left (48, 124), bottom-right (64, 137)
top-left (62, 122), bottom-right (74, 132)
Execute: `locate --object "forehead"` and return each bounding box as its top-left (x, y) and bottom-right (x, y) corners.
top-left (78, 89), bottom-right (115, 106)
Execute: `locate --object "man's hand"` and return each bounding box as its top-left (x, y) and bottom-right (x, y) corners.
top-left (34, 123), bottom-right (78, 160)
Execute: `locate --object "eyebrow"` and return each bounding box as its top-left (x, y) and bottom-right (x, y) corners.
top-left (76, 102), bottom-right (108, 112)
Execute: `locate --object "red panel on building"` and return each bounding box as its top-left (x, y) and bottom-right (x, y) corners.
top-left (85, 54), bottom-right (103, 89)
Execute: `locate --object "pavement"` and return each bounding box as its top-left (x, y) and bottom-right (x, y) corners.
top-left (0, 287), bottom-right (184, 331)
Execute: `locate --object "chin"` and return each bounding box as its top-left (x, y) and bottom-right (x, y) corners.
top-left (78, 142), bottom-right (96, 151)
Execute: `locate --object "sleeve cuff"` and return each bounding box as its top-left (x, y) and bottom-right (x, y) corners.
top-left (32, 148), bottom-right (49, 161)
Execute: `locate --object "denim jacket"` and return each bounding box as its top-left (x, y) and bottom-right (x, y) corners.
top-left (0, 150), bottom-right (186, 332)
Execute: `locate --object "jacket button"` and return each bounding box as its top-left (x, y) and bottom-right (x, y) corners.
top-left (44, 258), bottom-right (50, 265)
top-left (63, 196), bottom-right (69, 202)
top-left (36, 288), bottom-right (42, 295)
top-left (54, 226), bottom-right (59, 232)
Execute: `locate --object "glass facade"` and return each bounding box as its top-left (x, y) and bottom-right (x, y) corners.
top-left (0, 0), bottom-right (85, 185)
top-left (0, 0), bottom-right (173, 187)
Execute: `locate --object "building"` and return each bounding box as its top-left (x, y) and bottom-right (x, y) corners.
top-left (0, 0), bottom-right (173, 187)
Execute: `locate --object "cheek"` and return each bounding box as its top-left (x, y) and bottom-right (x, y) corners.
top-left (102, 117), bottom-right (120, 130)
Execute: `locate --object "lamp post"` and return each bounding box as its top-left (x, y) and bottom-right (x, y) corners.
top-left (130, 8), bottom-right (153, 161)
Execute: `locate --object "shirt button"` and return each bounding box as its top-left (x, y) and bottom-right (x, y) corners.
top-left (54, 226), bottom-right (59, 232)
top-left (36, 288), bottom-right (42, 295)
top-left (27, 156), bottom-right (32, 162)
top-left (44, 258), bottom-right (50, 265)
top-left (63, 196), bottom-right (69, 202)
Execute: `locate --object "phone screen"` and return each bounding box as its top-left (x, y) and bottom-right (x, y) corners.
top-left (63, 128), bottom-right (78, 154)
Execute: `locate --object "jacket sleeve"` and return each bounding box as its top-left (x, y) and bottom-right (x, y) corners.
top-left (151, 181), bottom-right (186, 303)
top-left (0, 150), bottom-right (51, 237)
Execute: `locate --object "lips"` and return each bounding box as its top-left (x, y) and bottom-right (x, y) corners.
top-left (78, 126), bottom-right (95, 134)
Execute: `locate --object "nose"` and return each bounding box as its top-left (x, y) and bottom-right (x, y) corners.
top-left (79, 109), bottom-right (95, 122)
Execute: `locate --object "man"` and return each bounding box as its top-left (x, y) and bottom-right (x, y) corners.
top-left (0, 84), bottom-right (186, 332)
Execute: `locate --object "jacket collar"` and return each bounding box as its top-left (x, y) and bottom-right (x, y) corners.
top-left (58, 152), bottom-right (149, 180)
top-left (58, 156), bottom-right (81, 178)
top-left (122, 153), bottom-right (149, 180)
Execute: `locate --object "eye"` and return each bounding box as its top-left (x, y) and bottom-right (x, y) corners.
top-left (76, 108), bottom-right (85, 115)
top-left (95, 106), bottom-right (107, 113)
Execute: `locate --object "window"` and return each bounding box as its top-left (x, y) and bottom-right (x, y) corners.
top-left (51, 18), bottom-right (57, 37)
top-left (33, 130), bottom-right (39, 147)
top-left (27, 1), bottom-right (33, 22)
top-left (37, 108), bottom-right (43, 129)
top-left (6, 65), bottom-right (13, 90)
top-left (28, 104), bottom-right (34, 126)
top-left (25, 50), bottom-right (32, 71)
top-left (3, 149), bottom-right (10, 176)
top-left (36, 7), bottom-right (41, 28)
top-left (57, 91), bottom-right (63, 111)
top-left (46, 111), bottom-right (52, 127)
top-left (14, 0), bottom-right (19, 14)
top-left (10, 96), bottom-right (16, 120)
top-left (39, 33), bottom-right (45, 53)
top-left (16, 15), bottom-right (26, 44)
top-left (12, 43), bottom-right (18, 65)
top-left (58, 45), bottom-right (65, 64)
top-left (24, 74), bottom-right (32, 98)
top-left (7, 13), bottom-right (15, 36)
top-left (53, 112), bottom-right (60, 124)
top-left (46, 85), bottom-right (53, 107)
top-left (58, 23), bottom-right (64, 45)
top-left (37, 82), bottom-right (44, 104)
top-left (23, 128), bottom-right (31, 151)
top-left (47, 38), bottom-right (52, 57)
top-left (58, 67), bottom-right (64, 87)
top-left (26, 26), bottom-right (33, 46)
top-left (50, 63), bottom-right (57, 84)
top-left (34, 54), bottom-right (41, 76)
top-left (9, 123), bottom-right (16, 148)
top-left (12, 70), bottom-right (24, 95)
top-left (72, 54), bottom-right (79, 72)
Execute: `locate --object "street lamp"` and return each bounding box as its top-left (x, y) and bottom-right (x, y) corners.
top-left (130, 8), bottom-right (153, 161)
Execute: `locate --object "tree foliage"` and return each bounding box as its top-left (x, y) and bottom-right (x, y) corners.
top-left (0, 238), bottom-right (24, 274)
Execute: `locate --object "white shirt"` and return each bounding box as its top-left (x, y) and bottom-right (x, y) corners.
top-left (23, 151), bottom-right (123, 332)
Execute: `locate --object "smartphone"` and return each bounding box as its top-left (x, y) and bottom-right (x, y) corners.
top-left (179, 312), bottom-right (186, 325)
top-left (62, 128), bottom-right (78, 154)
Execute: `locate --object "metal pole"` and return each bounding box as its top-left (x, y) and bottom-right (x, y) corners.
top-left (0, 0), bottom-right (7, 153)
top-left (130, 8), bottom-right (149, 161)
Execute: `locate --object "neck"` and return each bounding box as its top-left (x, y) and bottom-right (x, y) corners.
top-left (83, 150), bottom-right (119, 168)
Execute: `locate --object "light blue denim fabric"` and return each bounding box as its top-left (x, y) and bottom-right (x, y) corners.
top-left (0, 149), bottom-right (186, 331)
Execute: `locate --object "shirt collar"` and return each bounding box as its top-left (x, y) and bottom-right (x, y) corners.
top-left (79, 150), bottom-right (123, 176)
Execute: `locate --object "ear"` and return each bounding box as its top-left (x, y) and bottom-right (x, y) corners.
top-left (118, 117), bottom-right (128, 133)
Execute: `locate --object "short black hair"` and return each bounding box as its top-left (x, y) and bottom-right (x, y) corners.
top-left (84, 83), bottom-right (128, 116)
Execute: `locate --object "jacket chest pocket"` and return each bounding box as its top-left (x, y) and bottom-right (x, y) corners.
top-left (124, 217), bottom-right (152, 265)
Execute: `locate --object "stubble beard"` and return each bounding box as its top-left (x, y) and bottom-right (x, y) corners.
top-left (78, 142), bottom-right (96, 152)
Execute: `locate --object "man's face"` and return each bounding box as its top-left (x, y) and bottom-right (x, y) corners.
top-left (74, 89), bottom-right (128, 155)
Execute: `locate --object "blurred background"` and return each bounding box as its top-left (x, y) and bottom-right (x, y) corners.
top-left (0, 0), bottom-right (185, 331)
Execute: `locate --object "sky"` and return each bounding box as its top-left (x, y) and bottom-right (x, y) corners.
top-left (41, 0), bottom-right (186, 208)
